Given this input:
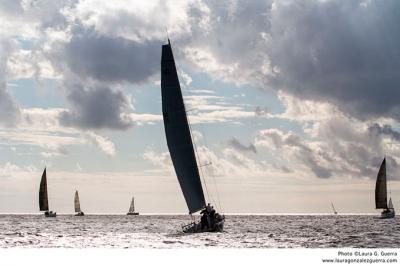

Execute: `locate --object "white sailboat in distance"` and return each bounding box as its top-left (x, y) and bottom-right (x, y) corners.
top-left (375, 157), bottom-right (395, 219)
top-left (74, 190), bottom-right (84, 216)
top-left (161, 39), bottom-right (224, 233)
top-left (127, 196), bottom-right (139, 215)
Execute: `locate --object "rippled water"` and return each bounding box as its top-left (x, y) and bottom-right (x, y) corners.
top-left (0, 215), bottom-right (398, 248)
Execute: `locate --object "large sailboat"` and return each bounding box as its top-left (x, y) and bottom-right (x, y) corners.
top-left (127, 196), bottom-right (139, 215)
top-left (39, 168), bottom-right (56, 217)
top-left (161, 39), bottom-right (224, 233)
top-left (74, 190), bottom-right (84, 216)
top-left (375, 158), bottom-right (395, 219)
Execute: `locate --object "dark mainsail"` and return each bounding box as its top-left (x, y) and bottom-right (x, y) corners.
top-left (375, 158), bottom-right (387, 209)
top-left (39, 168), bottom-right (49, 211)
top-left (161, 40), bottom-right (206, 214)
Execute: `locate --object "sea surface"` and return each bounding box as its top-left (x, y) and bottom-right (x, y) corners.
top-left (0, 214), bottom-right (399, 248)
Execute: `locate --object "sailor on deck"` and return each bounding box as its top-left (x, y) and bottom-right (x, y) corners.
top-left (200, 204), bottom-right (213, 229)
top-left (200, 212), bottom-right (208, 229)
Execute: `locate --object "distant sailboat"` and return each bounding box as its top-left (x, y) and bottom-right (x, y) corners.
top-left (74, 190), bottom-right (84, 216)
top-left (161, 39), bottom-right (224, 233)
top-left (39, 168), bottom-right (56, 217)
top-left (375, 158), bottom-right (395, 219)
top-left (331, 202), bottom-right (338, 215)
top-left (126, 196), bottom-right (139, 215)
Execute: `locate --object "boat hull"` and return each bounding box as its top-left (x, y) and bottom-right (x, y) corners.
top-left (380, 209), bottom-right (395, 219)
top-left (127, 212), bottom-right (139, 215)
top-left (44, 211), bottom-right (56, 217)
top-left (75, 212), bottom-right (85, 216)
top-left (182, 217), bottom-right (225, 233)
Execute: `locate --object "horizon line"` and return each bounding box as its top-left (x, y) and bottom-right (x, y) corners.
top-left (0, 212), bottom-right (379, 216)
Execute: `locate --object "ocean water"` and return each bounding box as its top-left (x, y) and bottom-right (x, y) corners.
top-left (0, 215), bottom-right (398, 248)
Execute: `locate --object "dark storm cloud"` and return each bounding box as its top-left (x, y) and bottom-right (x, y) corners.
top-left (368, 123), bottom-right (400, 141)
top-left (267, 0), bottom-right (400, 121)
top-left (188, 0), bottom-right (400, 122)
top-left (59, 29), bottom-right (160, 84)
top-left (59, 85), bottom-right (133, 130)
top-left (47, 25), bottom-right (161, 130)
top-left (228, 137), bottom-right (257, 153)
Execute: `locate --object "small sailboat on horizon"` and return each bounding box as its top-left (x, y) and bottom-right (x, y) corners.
top-left (39, 168), bottom-right (56, 217)
top-left (126, 197), bottom-right (139, 215)
top-left (74, 190), bottom-right (84, 216)
top-left (331, 202), bottom-right (338, 215)
top-left (375, 157), bottom-right (395, 219)
top-left (161, 39), bottom-right (224, 233)
top-left (127, 196), bottom-right (139, 215)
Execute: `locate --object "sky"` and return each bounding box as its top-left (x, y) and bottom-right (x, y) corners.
top-left (0, 0), bottom-right (399, 214)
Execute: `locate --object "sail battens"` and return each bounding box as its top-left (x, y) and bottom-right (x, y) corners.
top-left (375, 158), bottom-right (388, 209)
top-left (161, 42), bottom-right (206, 214)
top-left (74, 191), bottom-right (81, 213)
top-left (39, 168), bottom-right (49, 211)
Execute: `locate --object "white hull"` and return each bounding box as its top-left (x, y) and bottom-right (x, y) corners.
top-left (75, 212), bottom-right (84, 216)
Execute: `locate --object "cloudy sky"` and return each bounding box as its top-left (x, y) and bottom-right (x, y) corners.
top-left (0, 0), bottom-right (399, 214)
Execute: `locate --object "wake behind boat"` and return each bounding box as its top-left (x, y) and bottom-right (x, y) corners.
top-left (74, 190), bottom-right (84, 216)
top-left (161, 39), bottom-right (224, 233)
top-left (375, 158), bottom-right (395, 219)
top-left (127, 196), bottom-right (139, 215)
top-left (39, 168), bottom-right (56, 217)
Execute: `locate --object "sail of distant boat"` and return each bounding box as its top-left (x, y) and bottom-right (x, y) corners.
top-left (129, 197), bottom-right (135, 213)
top-left (161, 39), bottom-right (206, 214)
top-left (374, 157), bottom-right (395, 219)
top-left (388, 197), bottom-right (393, 209)
top-left (375, 158), bottom-right (388, 209)
top-left (39, 168), bottom-right (49, 211)
top-left (39, 168), bottom-right (56, 217)
top-left (74, 191), bottom-right (81, 213)
top-left (127, 196), bottom-right (139, 215)
top-left (331, 202), bottom-right (338, 214)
